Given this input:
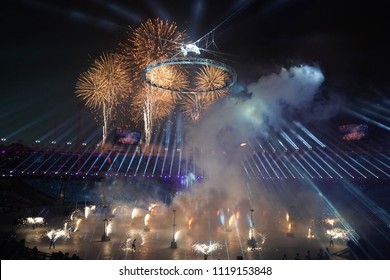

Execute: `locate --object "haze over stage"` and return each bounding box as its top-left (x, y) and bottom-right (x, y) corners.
top-left (1, 1), bottom-right (389, 261)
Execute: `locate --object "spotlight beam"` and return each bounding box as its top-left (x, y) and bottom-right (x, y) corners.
top-left (316, 148), bottom-right (353, 179)
top-left (106, 146), bottom-right (124, 175)
top-left (304, 151), bottom-right (333, 178)
top-left (115, 145), bottom-right (132, 176)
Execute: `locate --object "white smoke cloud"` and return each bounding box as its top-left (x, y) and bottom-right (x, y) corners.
top-left (245, 64), bottom-right (325, 128)
top-left (86, 64), bottom-right (333, 242)
top-left (186, 64), bottom-right (326, 152)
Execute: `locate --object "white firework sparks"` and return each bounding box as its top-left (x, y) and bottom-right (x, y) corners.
top-left (25, 217), bottom-right (45, 226)
top-left (192, 242), bottom-right (222, 255)
top-left (74, 218), bottom-right (82, 232)
top-left (307, 227), bottom-right (314, 238)
top-left (131, 208), bottom-right (141, 220)
top-left (120, 231), bottom-right (145, 251)
top-left (326, 227), bottom-right (349, 241)
top-left (144, 213), bottom-right (151, 226)
top-left (47, 223), bottom-right (70, 242)
top-left (70, 209), bottom-right (83, 221)
top-left (324, 218), bottom-right (336, 226)
top-left (174, 230), bottom-right (181, 241)
top-left (246, 232), bottom-right (267, 251)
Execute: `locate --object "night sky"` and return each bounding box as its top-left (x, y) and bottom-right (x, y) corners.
top-left (1, 0), bottom-right (389, 145)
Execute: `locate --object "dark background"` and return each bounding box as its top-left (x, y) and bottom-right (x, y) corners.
top-left (1, 0), bottom-right (389, 144)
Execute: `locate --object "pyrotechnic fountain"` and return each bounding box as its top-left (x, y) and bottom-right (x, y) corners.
top-left (170, 209), bottom-right (177, 249)
top-left (101, 206), bottom-right (111, 241)
top-left (192, 242), bottom-right (222, 260)
top-left (307, 227), bottom-right (314, 238)
top-left (6, 12), bottom-right (376, 260)
top-left (225, 214), bottom-right (234, 232)
top-left (24, 217), bottom-right (45, 229)
top-left (101, 217), bottom-right (110, 241)
top-left (144, 213), bottom-right (150, 232)
top-left (10, 177), bottom-right (358, 260)
top-left (286, 212), bottom-right (294, 237)
top-left (247, 209), bottom-right (257, 249)
top-left (47, 223), bottom-right (70, 244)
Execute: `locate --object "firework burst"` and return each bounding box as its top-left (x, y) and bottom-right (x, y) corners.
top-left (76, 52), bottom-right (131, 146)
top-left (121, 18), bottom-right (188, 145)
top-left (146, 64), bottom-right (189, 99)
top-left (195, 65), bottom-right (230, 101)
top-left (180, 94), bottom-right (213, 122)
top-left (124, 18), bottom-right (187, 70)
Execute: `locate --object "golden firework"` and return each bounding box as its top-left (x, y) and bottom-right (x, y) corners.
top-left (180, 94), bottom-right (213, 122)
top-left (76, 52), bottom-right (130, 110)
top-left (120, 18), bottom-right (188, 145)
top-left (75, 52), bottom-right (131, 145)
top-left (124, 18), bottom-right (187, 70)
top-left (130, 85), bottom-right (177, 124)
top-left (146, 64), bottom-right (189, 101)
top-left (195, 65), bottom-right (230, 101)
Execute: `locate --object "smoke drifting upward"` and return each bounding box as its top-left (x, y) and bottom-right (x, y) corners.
top-left (246, 65), bottom-right (324, 126)
top-left (185, 64), bottom-right (326, 153)
top-left (77, 64), bottom-right (341, 246)
top-left (164, 65), bottom-right (326, 233)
